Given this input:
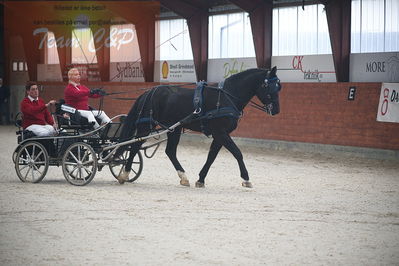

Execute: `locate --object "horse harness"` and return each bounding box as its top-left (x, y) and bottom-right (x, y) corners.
top-left (134, 82), bottom-right (243, 136)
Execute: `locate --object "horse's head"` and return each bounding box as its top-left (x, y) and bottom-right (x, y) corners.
top-left (255, 66), bottom-right (281, 116)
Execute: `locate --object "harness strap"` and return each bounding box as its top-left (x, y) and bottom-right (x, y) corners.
top-left (193, 81), bottom-right (207, 114)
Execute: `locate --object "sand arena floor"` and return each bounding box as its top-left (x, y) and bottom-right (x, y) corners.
top-left (0, 125), bottom-right (398, 265)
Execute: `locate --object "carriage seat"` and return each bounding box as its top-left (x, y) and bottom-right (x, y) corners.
top-left (14, 112), bottom-right (36, 143)
top-left (55, 100), bottom-right (94, 130)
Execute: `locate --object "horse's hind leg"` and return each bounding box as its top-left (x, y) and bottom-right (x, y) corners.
top-left (196, 139), bottom-right (222, 188)
top-left (213, 132), bottom-right (252, 188)
top-left (165, 128), bottom-right (190, 187)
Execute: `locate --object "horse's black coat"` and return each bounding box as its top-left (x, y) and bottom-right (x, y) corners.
top-left (117, 67), bottom-right (281, 186)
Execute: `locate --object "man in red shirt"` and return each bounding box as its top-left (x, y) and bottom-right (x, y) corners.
top-left (64, 68), bottom-right (110, 128)
top-left (20, 82), bottom-right (57, 136)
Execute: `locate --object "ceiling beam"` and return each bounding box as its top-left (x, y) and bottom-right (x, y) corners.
top-left (160, 0), bottom-right (209, 81)
top-left (321, 0), bottom-right (351, 82)
top-left (229, 0), bottom-right (273, 68)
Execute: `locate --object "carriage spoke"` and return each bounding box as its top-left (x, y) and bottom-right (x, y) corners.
top-left (69, 165), bottom-right (78, 178)
top-left (24, 166), bottom-right (31, 180)
top-left (83, 167), bottom-right (92, 177)
top-left (78, 146), bottom-right (82, 161)
top-left (31, 166), bottom-right (35, 181)
top-left (83, 160), bottom-right (94, 165)
top-left (24, 148), bottom-right (32, 161)
top-left (68, 151), bottom-right (79, 163)
top-left (32, 145), bottom-right (36, 160)
top-left (33, 150), bottom-right (43, 161)
top-left (117, 167), bottom-right (123, 177)
top-left (34, 161), bottom-right (46, 165)
top-left (19, 164), bottom-right (29, 172)
top-left (32, 164), bottom-right (43, 176)
top-left (81, 150), bottom-right (89, 163)
top-left (64, 162), bottom-right (77, 166)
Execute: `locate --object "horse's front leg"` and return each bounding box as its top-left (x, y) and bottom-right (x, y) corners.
top-left (116, 141), bottom-right (143, 184)
top-left (165, 128), bottom-right (190, 187)
top-left (196, 139), bottom-right (222, 188)
top-left (213, 132), bottom-right (252, 188)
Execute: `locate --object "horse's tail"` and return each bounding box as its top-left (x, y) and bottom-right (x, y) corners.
top-left (115, 95), bottom-right (143, 156)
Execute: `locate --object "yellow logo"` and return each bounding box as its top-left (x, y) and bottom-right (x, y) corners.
top-left (162, 61), bottom-right (169, 79)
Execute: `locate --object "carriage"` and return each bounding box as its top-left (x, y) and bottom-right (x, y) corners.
top-left (12, 67), bottom-right (282, 188)
top-left (12, 102), bottom-right (167, 186)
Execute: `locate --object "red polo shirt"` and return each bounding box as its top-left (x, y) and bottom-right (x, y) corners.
top-left (20, 97), bottom-right (54, 129)
top-left (64, 83), bottom-right (101, 110)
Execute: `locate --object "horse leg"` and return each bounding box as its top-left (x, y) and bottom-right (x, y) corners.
top-left (116, 141), bottom-right (143, 184)
top-left (213, 132), bottom-right (252, 188)
top-left (196, 139), bottom-right (222, 188)
top-left (165, 128), bottom-right (190, 187)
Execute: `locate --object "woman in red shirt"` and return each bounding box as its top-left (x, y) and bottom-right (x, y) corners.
top-left (64, 68), bottom-right (110, 128)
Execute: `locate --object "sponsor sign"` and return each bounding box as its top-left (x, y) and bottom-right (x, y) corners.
top-left (207, 58), bottom-right (256, 82)
top-left (37, 64), bottom-right (62, 81)
top-left (350, 52), bottom-right (399, 82)
top-left (109, 62), bottom-right (144, 82)
top-left (155, 60), bottom-right (196, 82)
top-left (272, 55), bottom-right (336, 82)
top-left (377, 83), bottom-right (399, 123)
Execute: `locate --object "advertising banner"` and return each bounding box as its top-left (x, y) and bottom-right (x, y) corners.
top-left (271, 55), bottom-right (336, 82)
top-left (4, 1), bottom-right (159, 81)
top-left (350, 52), bottom-right (399, 82)
top-left (377, 83), bottom-right (399, 123)
top-left (155, 60), bottom-right (196, 82)
top-left (207, 58), bottom-right (257, 82)
top-left (110, 62), bottom-right (144, 82)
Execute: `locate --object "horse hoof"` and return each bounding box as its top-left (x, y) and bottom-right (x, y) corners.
top-left (177, 170), bottom-right (190, 187)
top-left (180, 179), bottom-right (190, 187)
top-left (195, 181), bottom-right (205, 188)
top-left (117, 169), bottom-right (130, 184)
top-left (242, 181), bottom-right (253, 188)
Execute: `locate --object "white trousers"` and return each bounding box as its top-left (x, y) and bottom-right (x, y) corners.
top-left (26, 124), bottom-right (57, 137)
top-left (78, 110), bottom-right (111, 129)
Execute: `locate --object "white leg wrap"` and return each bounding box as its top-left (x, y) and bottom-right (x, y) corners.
top-left (117, 168), bottom-right (130, 184)
top-left (177, 170), bottom-right (190, 187)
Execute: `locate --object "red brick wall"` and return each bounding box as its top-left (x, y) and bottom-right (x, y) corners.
top-left (39, 82), bottom-right (399, 150)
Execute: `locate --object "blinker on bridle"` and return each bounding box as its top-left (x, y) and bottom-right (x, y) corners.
top-left (249, 76), bottom-right (280, 115)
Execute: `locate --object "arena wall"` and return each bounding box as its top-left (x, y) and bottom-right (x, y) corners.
top-left (39, 82), bottom-right (399, 151)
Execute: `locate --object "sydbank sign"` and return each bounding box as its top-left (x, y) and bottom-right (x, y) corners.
top-left (109, 62), bottom-right (144, 82)
top-left (350, 52), bottom-right (399, 82)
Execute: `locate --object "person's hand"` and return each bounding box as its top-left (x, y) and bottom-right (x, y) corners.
top-left (90, 88), bottom-right (107, 96)
top-left (46, 100), bottom-right (56, 107)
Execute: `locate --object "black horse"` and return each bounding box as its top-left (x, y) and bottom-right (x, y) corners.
top-left (115, 67), bottom-right (281, 188)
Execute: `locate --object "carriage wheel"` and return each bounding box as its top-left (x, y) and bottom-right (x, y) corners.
top-left (62, 142), bottom-right (97, 186)
top-left (15, 141), bottom-right (49, 183)
top-left (109, 150), bottom-right (143, 183)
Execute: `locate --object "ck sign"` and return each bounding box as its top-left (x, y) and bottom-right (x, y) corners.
top-left (348, 86), bottom-right (356, 101)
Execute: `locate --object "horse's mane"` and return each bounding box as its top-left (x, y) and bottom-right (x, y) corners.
top-left (224, 68), bottom-right (267, 83)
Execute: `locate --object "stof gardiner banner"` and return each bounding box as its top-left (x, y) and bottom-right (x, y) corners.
top-left (377, 83), bottom-right (399, 123)
top-left (3, 1), bottom-right (159, 81)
